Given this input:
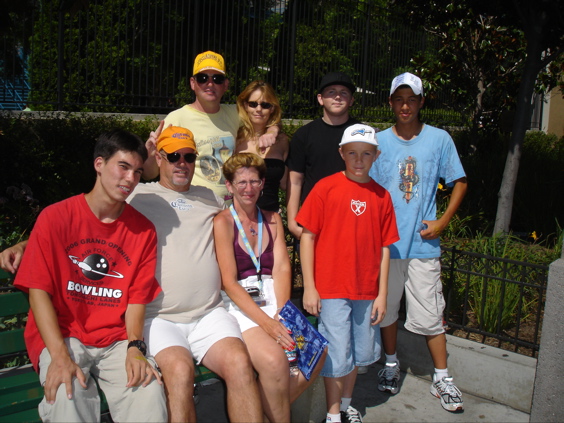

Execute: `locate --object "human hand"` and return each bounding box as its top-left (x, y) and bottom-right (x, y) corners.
top-left (420, 219), bottom-right (445, 240)
top-left (303, 287), bottom-right (321, 316)
top-left (264, 317), bottom-right (295, 351)
top-left (43, 354), bottom-right (87, 404)
top-left (371, 296), bottom-right (386, 326)
top-left (258, 132), bottom-right (277, 150)
top-left (146, 120), bottom-right (165, 159)
top-left (0, 243), bottom-right (25, 274)
top-left (125, 347), bottom-right (162, 388)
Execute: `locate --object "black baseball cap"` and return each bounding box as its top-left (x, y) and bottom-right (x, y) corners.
top-left (318, 72), bottom-right (356, 94)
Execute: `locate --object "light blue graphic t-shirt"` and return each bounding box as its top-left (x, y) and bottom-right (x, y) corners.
top-left (369, 124), bottom-right (465, 259)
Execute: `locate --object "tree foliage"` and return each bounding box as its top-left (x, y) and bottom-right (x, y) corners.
top-left (393, 0), bottom-right (564, 234)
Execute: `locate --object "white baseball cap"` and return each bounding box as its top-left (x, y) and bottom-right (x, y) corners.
top-left (390, 72), bottom-right (424, 96)
top-left (339, 124), bottom-right (379, 147)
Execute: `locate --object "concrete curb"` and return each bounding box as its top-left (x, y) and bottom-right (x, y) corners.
top-left (396, 324), bottom-right (536, 413)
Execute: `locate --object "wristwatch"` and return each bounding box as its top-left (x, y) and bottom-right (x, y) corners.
top-left (127, 340), bottom-right (147, 356)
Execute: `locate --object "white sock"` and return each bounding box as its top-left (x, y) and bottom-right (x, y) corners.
top-left (385, 353), bottom-right (398, 365)
top-left (340, 397), bottom-right (352, 412)
top-left (434, 368), bottom-right (449, 382)
top-left (326, 412), bottom-right (341, 422)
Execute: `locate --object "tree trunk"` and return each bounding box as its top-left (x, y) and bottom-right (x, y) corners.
top-left (492, 11), bottom-right (546, 235)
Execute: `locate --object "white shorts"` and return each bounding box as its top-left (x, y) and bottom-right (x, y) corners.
top-left (221, 275), bottom-right (278, 333)
top-left (143, 307), bottom-right (242, 363)
top-left (381, 258), bottom-right (445, 336)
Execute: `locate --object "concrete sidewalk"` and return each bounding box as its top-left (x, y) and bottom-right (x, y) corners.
top-left (194, 362), bottom-right (530, 422)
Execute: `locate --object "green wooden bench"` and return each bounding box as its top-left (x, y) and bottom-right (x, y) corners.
top-left (0, 269), bottom-right (217, 422)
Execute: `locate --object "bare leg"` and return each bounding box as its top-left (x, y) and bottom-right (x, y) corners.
top-left (426, 333), bottom-right (448, 369)
top-left (324, 367), bottom-right (358, 415)
top-left (154, 346), bottom-right (196, 423)
top-left (243, 327), bottom-right (290, 422)
top-left (381, 321), bottom-right (398, 356)
top-left (202, 337), bottom-right (262, 423)
top-left (289, 347), bottom-right (327, 404)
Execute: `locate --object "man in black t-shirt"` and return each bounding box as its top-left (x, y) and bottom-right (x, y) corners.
top-left (286, 72), bottom-right (360, 239)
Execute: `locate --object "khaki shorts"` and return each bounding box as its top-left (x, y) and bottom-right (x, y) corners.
top-left (381, 258), bottom-right (445, 336)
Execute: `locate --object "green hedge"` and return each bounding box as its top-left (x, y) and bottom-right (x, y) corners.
top-left (1, 112), bottom-right (562, 251)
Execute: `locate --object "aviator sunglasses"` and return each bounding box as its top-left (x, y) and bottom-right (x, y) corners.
top-left (247, 101), bottom-right (273, 109)
top-left (160, 152), bottom-right (198, 164)
top-left (194, 73), bottom-right (226, 85)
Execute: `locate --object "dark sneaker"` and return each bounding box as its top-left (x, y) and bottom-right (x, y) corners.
top-left (430, 376), bottom-right (464, 412)
top-left (341, 406), bottom-right (363, 423)
top-left (377, 362), bottom-right (400, 394)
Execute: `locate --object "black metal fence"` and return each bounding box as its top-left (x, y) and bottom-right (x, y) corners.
top-left (441, 247), bottom-right (548, 358)
top-left (0, 0), bottom-right (464, 126)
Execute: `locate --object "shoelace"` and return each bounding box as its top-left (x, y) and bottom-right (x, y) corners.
top-left (438, 377), bottom-right (462, 398)
top-left (345, 406), bottom-right (363, 423)
top-left (378, 363), bottom-right (398, 380)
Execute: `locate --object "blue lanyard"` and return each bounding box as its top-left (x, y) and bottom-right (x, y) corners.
top-left (229, 204), bottom-right (263, 280)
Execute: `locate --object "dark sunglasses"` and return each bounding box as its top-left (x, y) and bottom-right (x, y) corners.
top-left (194, 73), bottom-right (226, 85)
top-left (247, 101), bottom-right (273, 109)
top-left (160, 152), bottom-right (197, 164)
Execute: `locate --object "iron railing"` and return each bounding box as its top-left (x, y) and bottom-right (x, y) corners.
top-left (441, 247), bottom-right (548, 358)
top-left (1, 0), bottom-right (465, 126)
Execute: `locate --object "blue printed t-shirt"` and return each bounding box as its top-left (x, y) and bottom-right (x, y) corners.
top-left (369, 124), bottom-right (466, 259)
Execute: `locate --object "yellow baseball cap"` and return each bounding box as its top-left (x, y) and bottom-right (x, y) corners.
top-left (193, 51), bottom-right (226, 75)
top-left (157, 126), bottom-right (197, 154)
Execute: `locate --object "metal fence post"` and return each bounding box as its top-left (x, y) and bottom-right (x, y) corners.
top-left (529, 244), bottom-right (564, 420)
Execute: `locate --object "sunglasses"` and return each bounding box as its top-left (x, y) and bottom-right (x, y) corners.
top-left (160, 152), bottom-right (197, 164)
top-left (247, 101), bottom-right (273, 109)
top-left (194, 73), bottom-right (226, 85)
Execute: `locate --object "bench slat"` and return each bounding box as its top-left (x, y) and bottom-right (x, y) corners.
top-left (0, 406), bottom-right (41, 423)
top-left (0, 291), bottom-right (29, 318)
top-left (0, 329), bottom-right (27, 356)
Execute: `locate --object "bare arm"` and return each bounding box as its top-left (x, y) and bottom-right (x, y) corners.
top-left (300, 228), bottom-right (320, 316)
top-left (124, 303), bottom-right (162, 388)
top-left (371, 246), bottom-right (390, 326)
top-left (271, 212), bottom-right (292, 309)
top-left (0, 240), bottom-right (28, 273)
top-left (421, 177), bottom-right (468, 240)
top-left (286, 171), bottom-right (304, 239)
top-left (29, 288), bottom-right (87, 404)
top-left (213, 211), bottom-right (294, 349)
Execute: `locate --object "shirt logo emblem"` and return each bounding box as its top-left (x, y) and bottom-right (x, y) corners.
top-left (351, 199), bottom-right (366, 216)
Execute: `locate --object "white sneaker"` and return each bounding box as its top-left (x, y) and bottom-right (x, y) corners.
top-left (430, 376), bottom-right (464, 412)
top-left (341, 405), bottom-right (363, 423)
top-left (377, 362), bottom-right (400, 394)
top-left (357, 365), bottom-right (368, 375)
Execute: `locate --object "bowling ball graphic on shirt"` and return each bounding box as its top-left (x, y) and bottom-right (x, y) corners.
top-left (68, 254), bottom-right (124, 281)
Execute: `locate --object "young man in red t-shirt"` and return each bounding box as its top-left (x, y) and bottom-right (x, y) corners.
top-left (297, 124), bottom-right (399, 423)
top-left (13, 130), bottom-right (166, 422)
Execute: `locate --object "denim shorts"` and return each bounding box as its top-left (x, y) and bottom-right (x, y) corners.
top-left (318, 299), bottom-right (382, 378)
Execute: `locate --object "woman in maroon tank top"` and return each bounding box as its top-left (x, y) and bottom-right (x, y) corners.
top-left (214, 153), bottom-right (325, 422)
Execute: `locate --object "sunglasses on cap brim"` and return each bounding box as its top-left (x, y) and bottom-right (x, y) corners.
top-left (194, 73), bottom-right (226, 85)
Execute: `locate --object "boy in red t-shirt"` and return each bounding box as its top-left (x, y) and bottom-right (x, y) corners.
top-left (297, 124), bottom-right (399, 423)
top-left (13, 130), bottom-right (166, 422)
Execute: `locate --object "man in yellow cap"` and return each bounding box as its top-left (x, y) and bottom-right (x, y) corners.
top-left (129, 126), bottom-right (263, 422)
top-left (143, 51), bottom-right (279, 201)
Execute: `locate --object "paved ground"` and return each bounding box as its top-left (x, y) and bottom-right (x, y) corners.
top-left (195, 362), bottom-right (530, 422)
